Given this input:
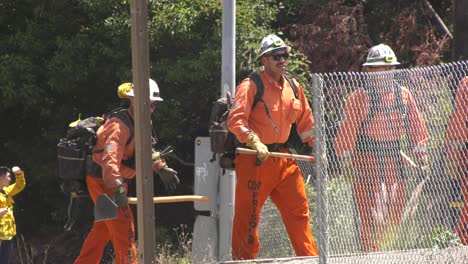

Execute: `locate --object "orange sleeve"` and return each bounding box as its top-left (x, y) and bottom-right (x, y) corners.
top-left (227, 78), bottom-right (258, 143)
top-left (403, 88), bottom-right (428, 155)
top-left (99, 120), bottom-right (133, 189)
top-left (446, 77), bottom-right (468, 162)
top-left (334, 89), bottom-right (370, 158)
top-left (293, 80), bottom-right (315, 144)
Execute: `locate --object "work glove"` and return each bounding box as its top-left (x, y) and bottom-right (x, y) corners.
top-left (340, 157), bottom-right (355, 183)
top-left (446, 158), bottom-right (459, 179)
top-left (117, 82), bottom-right (133, 98)
top-left (152, 150), bottom-right (161, 162)
top-left (152, 146), bottom-right (174, 162)
top-left (449, 178), bottom-right (463, 229)
top-left (414, 155), bottom-right (429, 181)
top-left (114, 185), bottom-right (128, 208)
top-left (416, 155), bottom-right (429, 172)
top-left (246, 133), bottom-right (269, 160)
top-left (158, 165), bottom-right (180, 191)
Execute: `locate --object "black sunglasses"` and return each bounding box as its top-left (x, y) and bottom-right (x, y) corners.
top-left (269, 53), bottom-right (289, 61)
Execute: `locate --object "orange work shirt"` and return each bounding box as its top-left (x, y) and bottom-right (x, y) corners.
top-left (228, 71), bottom-right (314, 145)
top-left (335, 87), bottom-right (428, 158)
top-left (92, 110), bottom-right (166, 189)
top-left (446, 77), bottom-right (468, 163)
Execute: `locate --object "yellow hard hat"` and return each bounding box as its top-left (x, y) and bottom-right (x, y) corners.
top-left (120, 79), bottom-right (163, 101)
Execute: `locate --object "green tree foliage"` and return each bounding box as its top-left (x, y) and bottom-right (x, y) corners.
top-left (0, 0), bottom-right (310, 240)
top-left (0, 0), bottom-right (457, 260)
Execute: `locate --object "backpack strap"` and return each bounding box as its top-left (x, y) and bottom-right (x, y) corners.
top-left (249, 72), bottom-right (264, 110)
top-left (108, 108), bottom-right (135, 146)
top-left (249, 72), bottom-right (278, 132)
top-left (394, 83), bottom-right (412, 148)
top-left (358, 89), bottom-right (380, 135)
top-left (284, 74), bottom-right (299, 99)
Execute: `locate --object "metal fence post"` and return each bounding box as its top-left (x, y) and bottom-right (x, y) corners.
top-left (219, 0), bottom-right (236, 261)
top-left (311, 73), bottom-right (329, 264)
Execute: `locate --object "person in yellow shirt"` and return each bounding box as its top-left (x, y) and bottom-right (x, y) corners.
top-left (0, 166), bottom-right (26, 264)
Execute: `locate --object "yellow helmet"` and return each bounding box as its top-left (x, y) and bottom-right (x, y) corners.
top-left (118, 78), bottom-right (163, 101)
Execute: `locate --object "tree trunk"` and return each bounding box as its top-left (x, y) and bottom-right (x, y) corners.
top-left (453, 0), bottom-right (468, 60)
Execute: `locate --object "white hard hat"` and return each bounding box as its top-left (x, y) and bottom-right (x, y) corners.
top-left (362, 44), bottom-right (400, 67)
top-left (257, 34), bottom-right (291, 60)
top-left (125, 78), bottom-right (163, 101)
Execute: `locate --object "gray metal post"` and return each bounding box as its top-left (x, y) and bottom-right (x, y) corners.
top-left (219, 0), bottom-right (236, 261)
top-left (311, 74), bottom-right (328, 264)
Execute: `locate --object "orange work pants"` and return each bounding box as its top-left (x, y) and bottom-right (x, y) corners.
top-left (353, 153), bottom-right (406, 252)
top-left (74, 176), bottom-right (137, 264)
top-left (232, 148), bottom-right (318, 260)
top-left (455, 176), bottom-right (468, 244)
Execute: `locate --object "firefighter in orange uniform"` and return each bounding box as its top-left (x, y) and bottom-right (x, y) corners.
top-left (227, 34), bottom-right (318, 260)
top-left (74, 79), bottom-right (180, 264)
top-left (446, 76), bottom-right (468, 244)
top-left (334, 44), bottom-right (428, 252)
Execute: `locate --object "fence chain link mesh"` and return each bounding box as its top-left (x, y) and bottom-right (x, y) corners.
top-left (254, 61), bottom-right (468, 263)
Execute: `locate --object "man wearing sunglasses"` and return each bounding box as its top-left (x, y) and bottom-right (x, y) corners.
top-left (74, 78), bottom-right (179, 264)
top-left (227, 34), bottom-right (318, 260)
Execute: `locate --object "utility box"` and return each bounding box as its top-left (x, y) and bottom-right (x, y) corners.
top-left (193, 137), bottom-right (218, 212)
top-left (193, 137), bottom-right (219, 263)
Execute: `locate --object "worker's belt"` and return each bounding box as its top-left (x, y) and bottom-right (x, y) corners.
top-left (237, 143), bottom-right (285, 152)
top-left (86, 155), bottom-right (135, 178)
top-left (265, 143), bottom-right (285, 152)
top-left (355, 134), bottom-right (400, 154)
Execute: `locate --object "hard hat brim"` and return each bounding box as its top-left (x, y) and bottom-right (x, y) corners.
top-left (257, 46), bottom-right (291, 61)
top-left (362, 61), bottom-right (400, 67)
top-left (125, 90), bottom-right (164, 101)
top-left (152, 97), bottom-right (164, 102)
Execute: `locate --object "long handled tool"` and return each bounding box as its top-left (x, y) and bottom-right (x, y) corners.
top-left (400, 151), bottom-right (428, 222)
top-left (95, 195), bottom-right (209, 222)
top-left (127, 195), bottom-right (209, 204)
top-left (236, 147), bottom-right (315, 162)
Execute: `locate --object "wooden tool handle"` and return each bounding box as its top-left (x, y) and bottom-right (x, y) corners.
top-left (236, 147), bottom-right (315, 162)
top-left (399, 151), bottom-right (419, 170)
top-left (128, 195), bottom-right (209, 204)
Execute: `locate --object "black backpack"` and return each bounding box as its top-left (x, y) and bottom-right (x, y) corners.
top-left (208, 72), bottom-right (301, 170)
top-left (57, 108), bottom-right (135, 195)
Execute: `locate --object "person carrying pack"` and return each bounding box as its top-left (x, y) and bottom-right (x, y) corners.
top-left (227, 34), bottom-right (318, 260)
top-left (209, 70), bottom-right (306, 170)
top-left (73, 78), bottom-right (180, 264)
top-left (57, 106), bottom-right (132, 232)
top-left (334, 44), bottom-right (429, 252)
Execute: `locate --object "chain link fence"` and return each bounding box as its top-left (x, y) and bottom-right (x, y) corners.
top-left (255, 61), bottom-right (468, 263)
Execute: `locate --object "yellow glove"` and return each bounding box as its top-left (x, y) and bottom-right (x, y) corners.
top-left (117, 82), bottom-right (133, 98)
top-left (416, 155), bottom-right (429, 171)
top-left (341, 157), bottom-right (355, 183)
top-left (152, 149), bottom-right (161, 162)
top-left (246, 133), bottom-right (269, 160)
